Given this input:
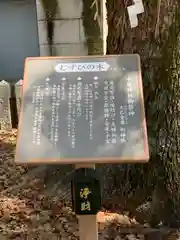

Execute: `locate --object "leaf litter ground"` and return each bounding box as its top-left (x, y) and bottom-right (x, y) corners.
top-left (0, 130), bottom-right (151, 239)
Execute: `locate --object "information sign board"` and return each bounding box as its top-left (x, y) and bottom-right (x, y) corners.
top-left (15, 55), bottom-right (149, 164)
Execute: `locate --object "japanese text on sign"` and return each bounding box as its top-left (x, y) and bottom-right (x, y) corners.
top-left (80, 187), bottom-right (92, 211)
top-left (16, 55), bottom-right (149, 164)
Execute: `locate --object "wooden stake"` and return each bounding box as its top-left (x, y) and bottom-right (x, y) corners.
top-left (75, 164), bottom-right (98, 240)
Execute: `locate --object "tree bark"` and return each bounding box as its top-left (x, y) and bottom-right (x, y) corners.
top-left (82, 0), bottom-right (103, 55)
top-left (105, 0), bottom-right (180, 227)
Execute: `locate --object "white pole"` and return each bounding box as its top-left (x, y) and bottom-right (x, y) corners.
top-left (100, 0), bottom-right (107, 55)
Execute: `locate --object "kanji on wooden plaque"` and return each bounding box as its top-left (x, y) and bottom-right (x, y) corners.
top-left (0, 80), bottom-right (11, 129)
top-left (15, 79), bottom-right (23, 118)
top-left (15, 54), bottom-right (149, 164)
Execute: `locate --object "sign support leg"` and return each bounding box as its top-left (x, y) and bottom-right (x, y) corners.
top-left (75, 163), bottom-right (98, 240)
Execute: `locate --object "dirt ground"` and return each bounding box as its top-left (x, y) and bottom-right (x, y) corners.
top-left (0, 130), bottom-right (174, 239)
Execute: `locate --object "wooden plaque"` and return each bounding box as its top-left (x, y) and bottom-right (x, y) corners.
top-left (15, 55), bottom-right (149, 164)
top-left (0, 80), bottom-right (11, 129)
top-left (15, 79), bottom-right (23, 118)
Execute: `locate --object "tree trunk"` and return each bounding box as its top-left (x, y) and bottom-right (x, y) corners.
top-left (82, 0), bottom-right (103, 55)
top-left (105, 0), bottom-right (180, 227)
top-left (40, 0), bottom-right (58, 55)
